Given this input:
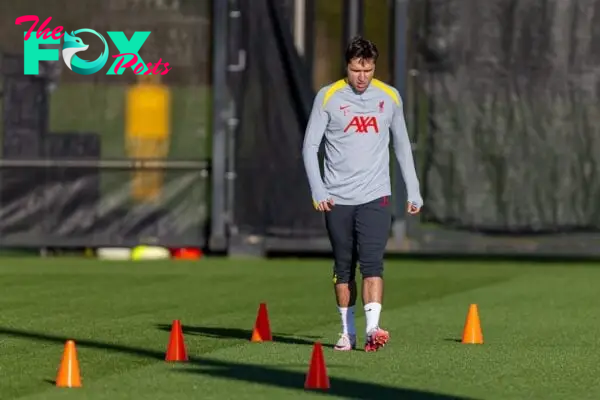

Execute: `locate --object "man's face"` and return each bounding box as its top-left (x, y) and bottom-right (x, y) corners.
top-left (346, 57), bottom-right (375, 92)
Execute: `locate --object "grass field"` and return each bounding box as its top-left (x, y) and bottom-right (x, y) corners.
top-left (1, 257), bottom-right (600, 399)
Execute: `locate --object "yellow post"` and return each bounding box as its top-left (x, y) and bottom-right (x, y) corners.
top-left (125, 73), bottom-right (171, 203)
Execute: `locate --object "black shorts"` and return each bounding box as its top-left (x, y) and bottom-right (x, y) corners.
top-left (324, 196), bottom-right (392, 284)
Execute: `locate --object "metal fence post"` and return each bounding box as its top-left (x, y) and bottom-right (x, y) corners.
top-left (304, 0), bottom-right (315, 86)
top-left (390, 0), bottom-right (410, 244)
top-left (209, 0), bottom-right (229, 252)
top-left (341, 0), bottom-right (364, 74)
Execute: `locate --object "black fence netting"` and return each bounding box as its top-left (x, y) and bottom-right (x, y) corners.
top-left (418, 0), bottom-right (600, 233)
top-left (231, 0), bottom-right (324, 237)
top-left (0, 0), bottom-right (211, 247)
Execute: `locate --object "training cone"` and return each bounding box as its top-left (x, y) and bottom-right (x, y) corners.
top-left (250, 302), bottom-right (272, 342)
top-left (165, 320), bottom-right (189, 361)
top-left (55, 340), bottom-right (82, 388)
top-left (304, 342), bottom-right (330, 390)
top-left (461, 304), bottom-right (484, 344)
top-left (172, 247), bottom-right (203, 260)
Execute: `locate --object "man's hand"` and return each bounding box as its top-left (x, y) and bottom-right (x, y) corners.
top-left (407, 201), bottom-right (421, 215)
top-left (317, 198), bottom-right (335, 212)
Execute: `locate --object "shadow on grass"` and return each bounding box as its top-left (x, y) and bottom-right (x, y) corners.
top-left (155, 323), bottom-right (337, 349)
top-left (444, 338), bottom-right (463, 343)
top-left (177, 363), bottom-right (472, 399)
top-left (0, 326), bottom-right (475, 399)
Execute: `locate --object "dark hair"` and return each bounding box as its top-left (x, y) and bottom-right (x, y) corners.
top-left (345, 36), bottom-right (379, 65)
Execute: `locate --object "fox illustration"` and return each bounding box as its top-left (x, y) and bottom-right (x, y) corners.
top-left (61, 32), bottom-right (89, 70)
top-left (61, 29), bottom-right (109, 75)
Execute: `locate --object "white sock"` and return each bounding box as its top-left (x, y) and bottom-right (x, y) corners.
top-left (364, 302), bottom-right (382, 334)
top-left (338, 306), bottom-right (356, 335)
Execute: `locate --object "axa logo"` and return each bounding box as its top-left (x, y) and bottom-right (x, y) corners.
top-left (344, 116), bottom-right (379, 134)
top-left (15, 15), bottom-right (171, 76)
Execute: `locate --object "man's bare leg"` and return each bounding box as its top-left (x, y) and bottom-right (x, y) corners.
top-left (363, 277), bottom-right (384, 335)
top-left (362, 276), bottom-right (383, 305)
top-left (335, 280), bottom-right (358, 307)
top-left (335, 280), bottom-right (357, 343)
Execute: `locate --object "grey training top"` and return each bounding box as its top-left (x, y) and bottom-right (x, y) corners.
top-left (302, 78), bottom-right (423, 208)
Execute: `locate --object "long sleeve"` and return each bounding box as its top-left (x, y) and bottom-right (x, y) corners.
top-left (390, 98), bottom-right (423, 208)
top-left (302, 89), bottom-right (330, 206)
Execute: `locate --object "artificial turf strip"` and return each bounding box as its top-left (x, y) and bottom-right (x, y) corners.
top-left (0, 257), bottom-right (599, 399)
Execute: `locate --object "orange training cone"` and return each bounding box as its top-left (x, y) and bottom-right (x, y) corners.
top-left (55, 340), bottom-right (82, 388)
top-left (250, 303), bottom-right (272, 342)
top-left (304, 342), bottom-right (330, 390)
top-left (165, 320), bottom-right (189, 361)
top-left (461, 304), bottom-right (483, 344)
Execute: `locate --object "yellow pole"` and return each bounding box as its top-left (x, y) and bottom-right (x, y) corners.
top-left (125, 73), bottom-right (171, 202)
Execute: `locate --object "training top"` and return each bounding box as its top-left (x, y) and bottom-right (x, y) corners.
top-left (302, 78), bottom-right (423, 207)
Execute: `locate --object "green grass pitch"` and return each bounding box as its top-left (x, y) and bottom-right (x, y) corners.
top-left (1, 257), bottom-right (600, 399)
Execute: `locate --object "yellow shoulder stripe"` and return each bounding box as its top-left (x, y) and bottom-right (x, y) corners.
top-left (322, 79), bottom-right (347, 107)
top-left (371, 79), bottom-right (400, 105)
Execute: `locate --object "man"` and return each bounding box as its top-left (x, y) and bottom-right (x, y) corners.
top-left (302, 36), bottom-right (423, 352)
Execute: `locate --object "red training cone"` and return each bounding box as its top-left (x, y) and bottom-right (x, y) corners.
top-left (304, 342), bottom-right (330, 390)
top-left (165, 320), bottom-right (188, 361)
top-left (250, 303), bottom-right (272, 342)
top-left (172, 247), bottom-right (203, 260)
